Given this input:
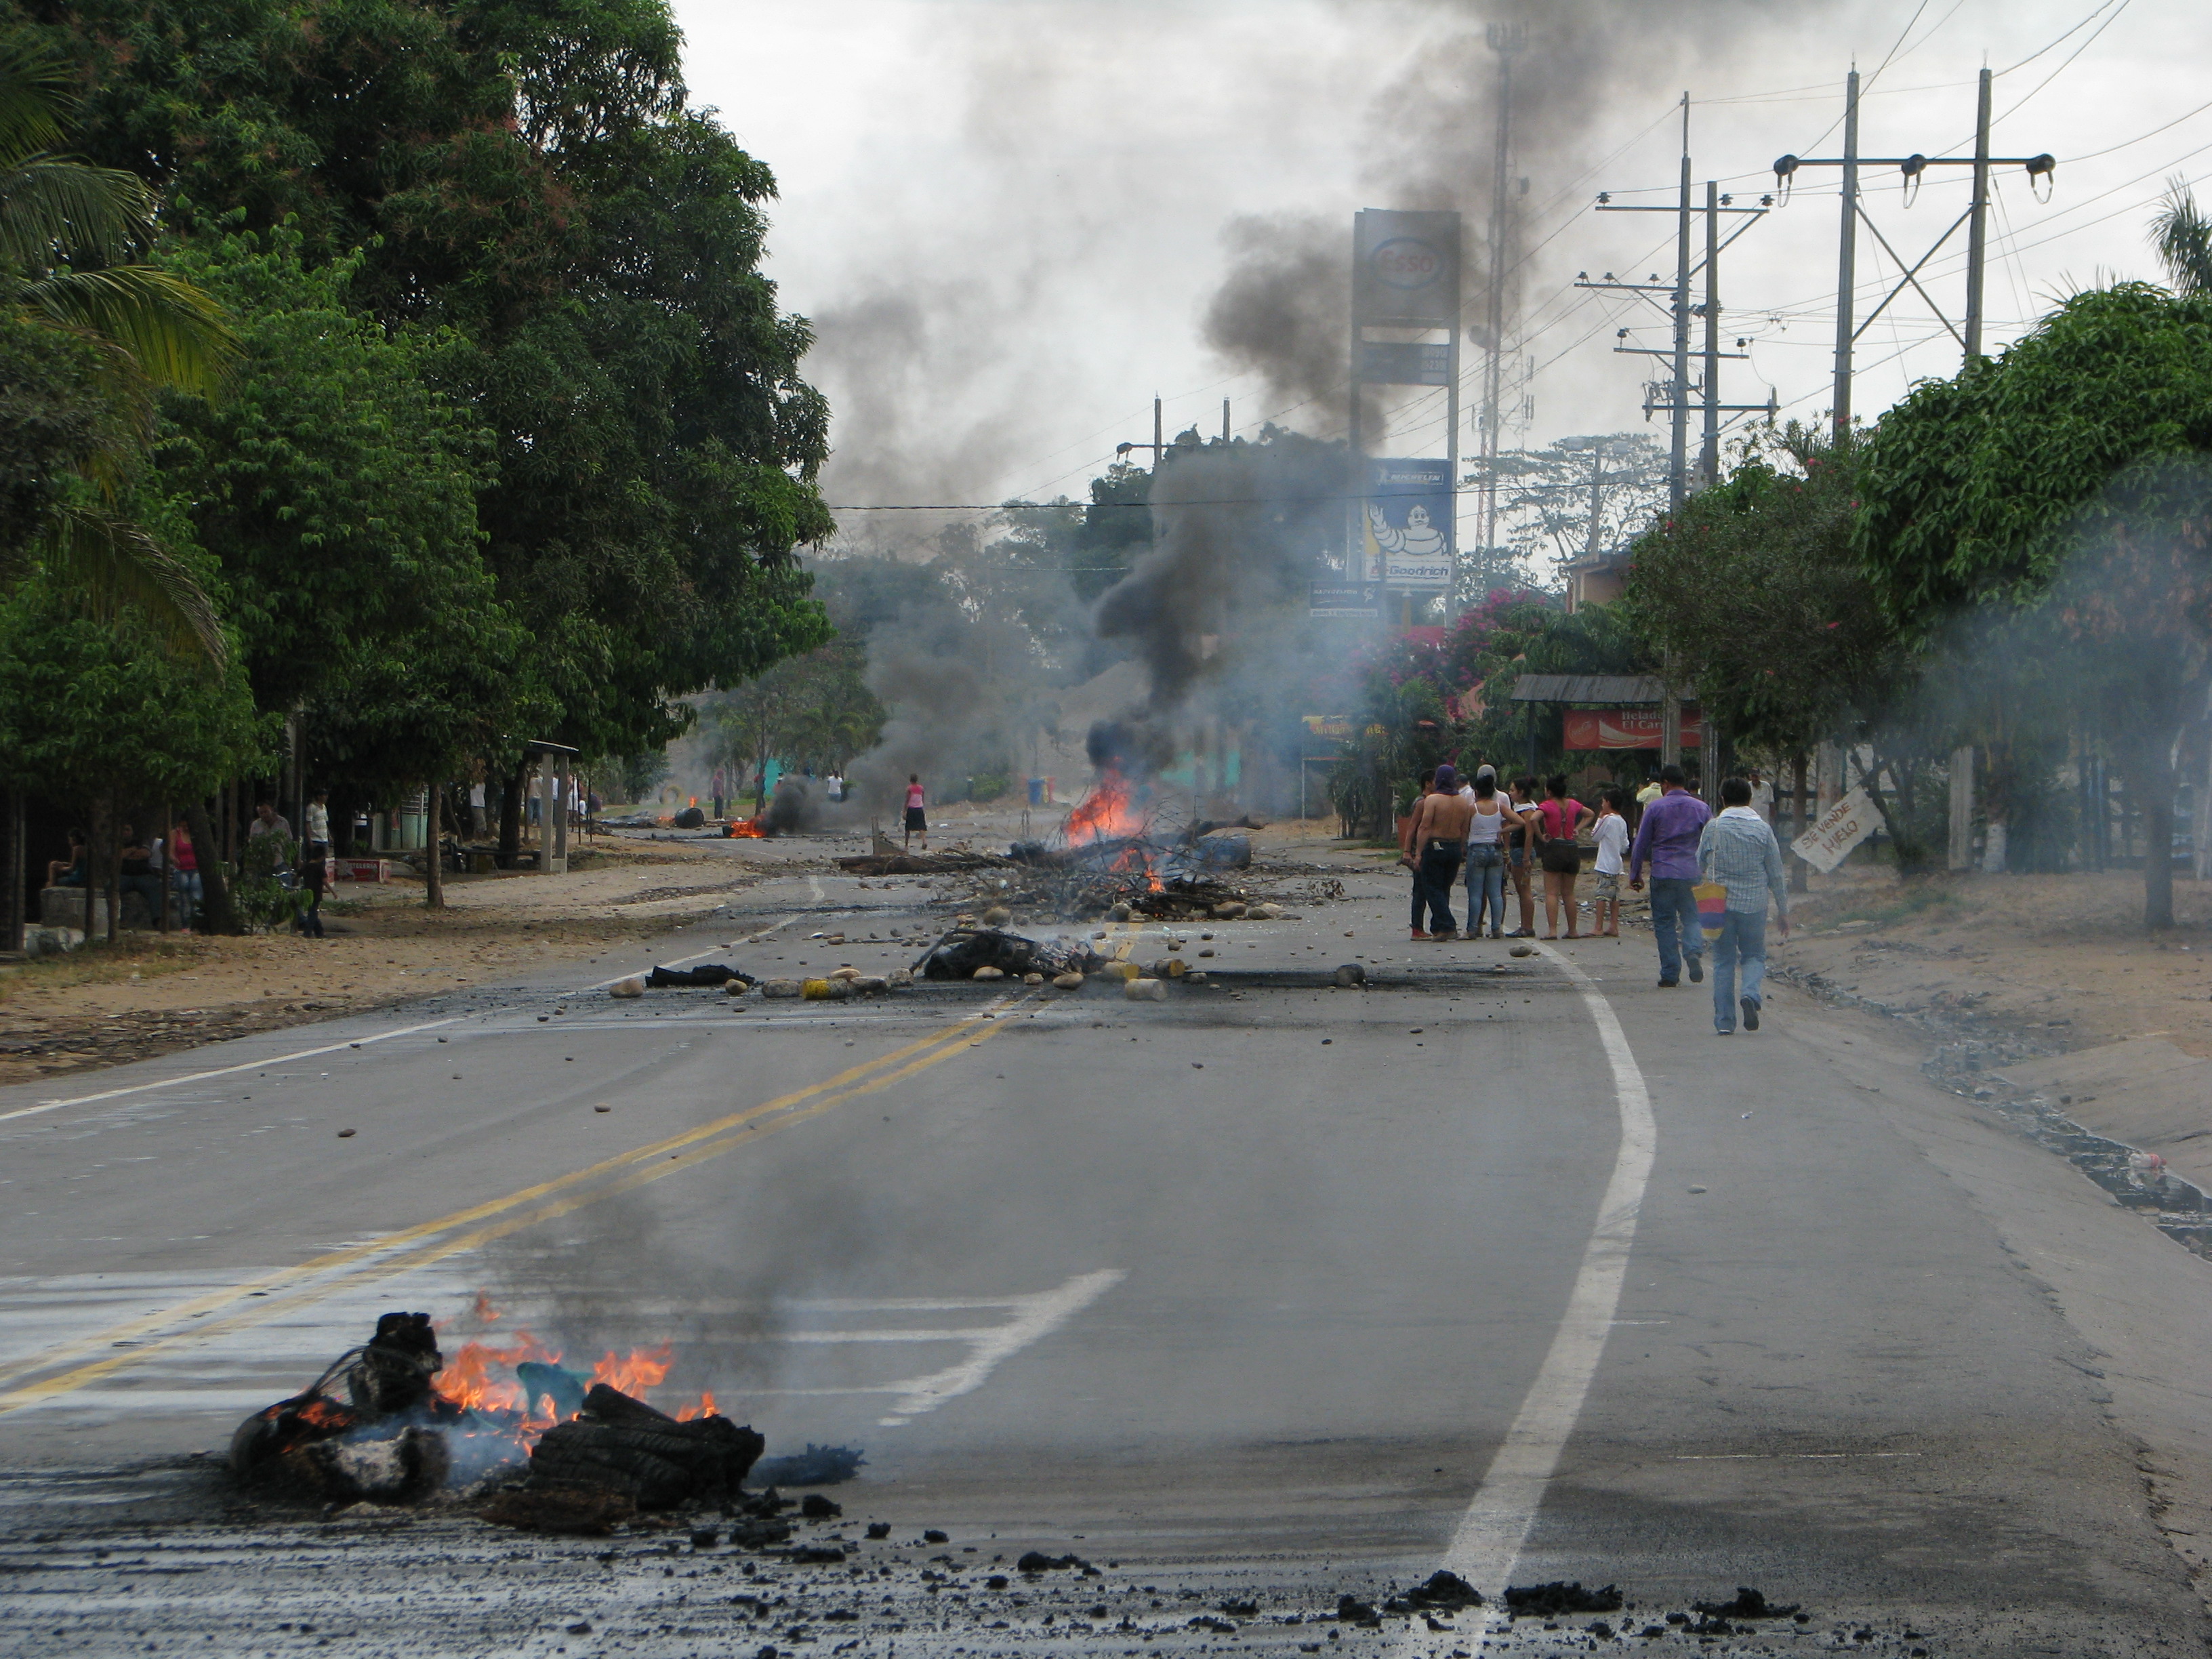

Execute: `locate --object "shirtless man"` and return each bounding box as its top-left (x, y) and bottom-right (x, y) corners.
top-left (1408, 764), bottom-right (1477, 941)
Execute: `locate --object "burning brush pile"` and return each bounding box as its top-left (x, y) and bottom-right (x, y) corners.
top-left (228, 1310), bottom-right (808, 1534)
top-left (977, 764), bottom-right (1340, 921)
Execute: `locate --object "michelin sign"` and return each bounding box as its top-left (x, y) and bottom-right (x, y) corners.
top-left (1363, 457), bottom-right (1453, 588)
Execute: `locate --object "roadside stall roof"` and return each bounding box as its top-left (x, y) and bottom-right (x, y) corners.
top-left (1507, 674), bottom-right (1691, 705)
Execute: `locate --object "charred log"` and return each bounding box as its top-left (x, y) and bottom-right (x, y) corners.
top-left (520, 1382), bottom-right (764, 1511)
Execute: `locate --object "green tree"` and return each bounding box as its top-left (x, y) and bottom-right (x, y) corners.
top-left (0, 30), bottom-right (232, 659)
top-left (2153, 178), bottom-right (2212, 299)
top-left (31, 0), bottom-right (839, 847)
top-left (1857, 283), bottom-right (2212, 924)
top-left (153, 224), bottom-right (521, 903)
top-left (0, 570), bottom-right (270, 930)
top-left (1623, 426), bottom-right (1922, 857)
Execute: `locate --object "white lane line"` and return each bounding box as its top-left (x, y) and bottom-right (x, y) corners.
top-left (0, 916), bottom-right (804, 1127)
top-left (1398, 943), bottom-right (1658, 1655)
top-left (874, 1269), bottom-right (1124, 1427)
top-left (0, 1017), bottom-right (463, 1126)
top-left (578, 913), bottom-right (800, 991)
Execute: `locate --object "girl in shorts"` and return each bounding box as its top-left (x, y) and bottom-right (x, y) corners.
top-left (904, 774), bottom-right (928, 851)
top-left (1591, 787), bottom-right (1629, 938)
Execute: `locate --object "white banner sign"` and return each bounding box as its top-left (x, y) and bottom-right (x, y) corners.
top-left (1791, 786), bottom-right (1880, 874)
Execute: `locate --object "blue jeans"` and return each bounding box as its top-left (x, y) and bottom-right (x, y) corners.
top-left (1465, 844), bottom-right (1507, 935)
top-left (1416, 844), bottom-right (1462, 933)
top-left (1711, 907), bottom-right (1767, 1031)
top-left (1649, 876), bottom-right (1703, 982)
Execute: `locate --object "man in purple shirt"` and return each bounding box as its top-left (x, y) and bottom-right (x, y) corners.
top-left (1628, 763), bottom-right (1713, 988)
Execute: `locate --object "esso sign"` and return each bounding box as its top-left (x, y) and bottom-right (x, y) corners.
top-left (1372, 238), bottom-right (1440, 291)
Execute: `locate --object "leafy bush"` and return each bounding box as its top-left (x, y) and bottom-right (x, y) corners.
top-left (232, 831), bottom-right (306, 933)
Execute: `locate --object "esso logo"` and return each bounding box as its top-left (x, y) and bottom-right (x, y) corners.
top-left (1373, 238), bottom-right (1439, 289)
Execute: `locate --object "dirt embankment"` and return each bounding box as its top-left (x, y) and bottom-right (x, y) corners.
top-left (1776, 865), bottom-right (2212, 1061)
top-left (0, 836), bottom-right (783, 1088)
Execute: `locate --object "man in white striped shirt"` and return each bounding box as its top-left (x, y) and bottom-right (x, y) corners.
top-left (1696, 775), bottom-right (1791, 1036)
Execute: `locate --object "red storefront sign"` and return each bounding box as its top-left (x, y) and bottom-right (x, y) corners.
top-left (1562, 708), bottom-right (1704, 750)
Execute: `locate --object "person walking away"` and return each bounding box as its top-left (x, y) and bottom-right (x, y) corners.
top-left (304, 790), bottom-right (331, 863)
top-left (1591, 787), bottom-right (1630, 937)
top-left (1504, 775), bottom-right (1541, 937)
top-left (168, 817), bottom-right (201, 926)
top-left (1463, 769), bottom-right (1523, 939)
top-left (711, 766), bottom-right (726, 821)
top-left (1534, 775), bottom-right (1594, 939)
top-left (1401, 767), bottom-right (1439, 939)
top-left (1408, 765), bottom-right (1475, 941)
top-left (828, 771), bottom-right (845, 802)
top-left (903, 774), bottom-right (928, 851)
top-left (1698, 775), bottom-right (1790, 1033)
top-left (1628, 763), bottom-right (1713, 988)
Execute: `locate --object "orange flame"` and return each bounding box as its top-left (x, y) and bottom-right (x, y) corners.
top-left (289, 1395), bottom-right (358, 1431)
top-left (434, 1332), bottom-right (562, 1416)
top-left (1067, 768), bottom-right (1141, 844)
top-left (674, 1390), bottom-right (718, 1422)
top-left (726, 818), bottom-right (767, 838)
top-left (591, 1343), bottom-right (675, 1395)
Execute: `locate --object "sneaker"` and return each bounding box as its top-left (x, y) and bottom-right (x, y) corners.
top-left (1687, 956), bottom-right (1704, 983)
top-left (1742, 996), bottom-right (1760, 1031)
top-left (1490, 928), bottom-right (1504, 940)
top-left (1433, 927), bottom-right (1459, 942)
top-left (1715, 1026), bottom-right (1734, 1036)
top-left (1410, 929), bottom-right (1431, 941)
top-left (1658, 977), bottom-right (1679, 989)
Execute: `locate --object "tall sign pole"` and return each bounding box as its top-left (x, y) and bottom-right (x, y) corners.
top-left (1477, 24), bottom-right (1522, 588)
top-left (1349, 210), bottom-right (1462, 629)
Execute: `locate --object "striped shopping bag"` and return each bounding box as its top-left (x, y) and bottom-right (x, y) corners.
top-left (1693, 882), bottom-right (1729, 943)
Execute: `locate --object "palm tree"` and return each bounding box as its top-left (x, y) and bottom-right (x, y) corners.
top-left (2152, 177), bottom-right (2212, 300)
top-left (0, 33), bottom-right (233, 662)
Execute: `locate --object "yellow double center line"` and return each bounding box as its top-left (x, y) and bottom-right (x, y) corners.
top-left (0, 996), bottom-right (1031, 1415)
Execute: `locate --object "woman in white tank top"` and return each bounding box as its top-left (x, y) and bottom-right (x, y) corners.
top-left (1461, 775), bottom-right (1522, 940)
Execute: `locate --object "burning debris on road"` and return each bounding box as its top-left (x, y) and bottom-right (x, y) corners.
top-left (227, 1310), bottom-right (792, 1530)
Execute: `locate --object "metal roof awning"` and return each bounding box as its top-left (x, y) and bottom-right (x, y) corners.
top-left (1509, 674), bottom-right (1691, 705)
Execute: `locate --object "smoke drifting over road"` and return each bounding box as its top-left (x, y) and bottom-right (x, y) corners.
top-left (1202, 0), bottom-right (1830, 445)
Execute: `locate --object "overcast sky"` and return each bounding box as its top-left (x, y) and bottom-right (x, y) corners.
top-left (675, 0), bottom-right (2211, 548)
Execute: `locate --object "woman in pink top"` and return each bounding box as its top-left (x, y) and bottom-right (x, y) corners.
top-left (903, 774), bottom-right (927, 851)
top-left (1534, 774), bottom-right (1594, 939)
top-left (169, 818), bottom-right (201, 927)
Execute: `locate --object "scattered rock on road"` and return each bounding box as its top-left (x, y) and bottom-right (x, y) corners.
top-left (609, 976), bottom-right (647, 998)
top-left (1333, 963), bottom-right (1366, 987)
top-left (1503, 1582), bottom-right (1622, 1617)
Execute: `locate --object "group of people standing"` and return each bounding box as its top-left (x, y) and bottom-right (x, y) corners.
top-left (1402, 760), bottom-right (1791, 1036)
top-left (1402, 765), bottom-right (1631, 943)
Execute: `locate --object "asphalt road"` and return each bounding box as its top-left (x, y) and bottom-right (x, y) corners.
top-left (1, 859), bottom-right (2207, 1658)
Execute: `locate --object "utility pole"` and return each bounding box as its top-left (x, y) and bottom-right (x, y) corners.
top-left (1832, 68), bottom-right (1858, 443)
top-left (1475, 21), bottom-right (1523, 596)
top-left (1221, 398), bottom-right (1231, 443)
top-left (1578, 107), bottom-right (1769, 505)
top-left (1965, 66), bottom-right (1992, 356)
top-left (1671, 96), bottom-right (1691, 510)
top-left (1773, 71), bottom-right (2053, 435)
top-left (1703, 178), bottom-right (1721, 486)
